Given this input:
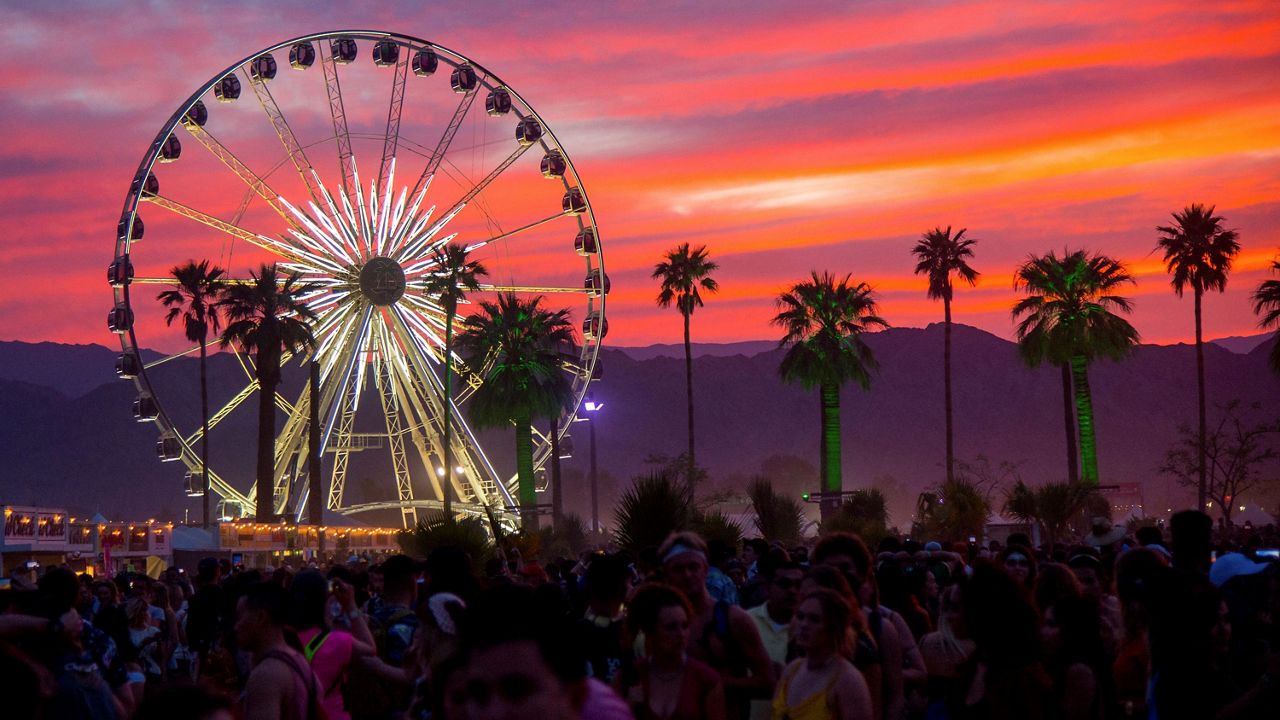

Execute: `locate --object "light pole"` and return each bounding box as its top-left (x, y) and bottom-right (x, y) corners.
top-left (583, 393), bottom-right (603, 534)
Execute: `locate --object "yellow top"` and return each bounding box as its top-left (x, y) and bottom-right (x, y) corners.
top-left (771, 663), bottom-right (838, 720)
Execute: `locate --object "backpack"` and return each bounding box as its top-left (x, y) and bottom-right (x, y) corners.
top-left (343, 608), bottom-right (415, 718)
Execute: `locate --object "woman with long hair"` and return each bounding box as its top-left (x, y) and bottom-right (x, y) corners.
top-left (801, 564), bottom-right (881, 718)
top-left (772, 588), bottom-right (874, 720)
top-left (615, 583), bottom-right (726, 720)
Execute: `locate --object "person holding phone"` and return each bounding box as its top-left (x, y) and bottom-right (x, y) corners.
top-left (288, 570), bottom-right (377, 720)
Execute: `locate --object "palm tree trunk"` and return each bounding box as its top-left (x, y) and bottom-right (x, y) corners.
top-left (1061, 362), bottom-right (1079, 484)
top-left (820, 382), bottom-right (842, 519)
top-left (550, 413), bottom-right (562, 526)
top-left (516, 411), bottom-right (538, 530)
top-left (1070, 356), bottom-right (1099, 484)
top-left (1195, 288), bottom-right (1207, 510)
top-left (256, 374), bottom-right (277, 523)
top-left (943, 295), bottom-right (955, 484)
top-left (443, 311), bottom-right (454, 519)
top-left (683, 311), bottom-right (695, 487)
top-left (200, 338), bottom-right (211, 529)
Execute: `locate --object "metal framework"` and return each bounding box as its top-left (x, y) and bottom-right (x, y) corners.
top-left (111, 31), bottom-right (606, 529)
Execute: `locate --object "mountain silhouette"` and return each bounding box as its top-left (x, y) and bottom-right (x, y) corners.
top-left (0, 326), bottom-right (1276, 526)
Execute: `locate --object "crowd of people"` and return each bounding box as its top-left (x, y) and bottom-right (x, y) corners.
top-left (2, 509), bottom-right (1278, 720)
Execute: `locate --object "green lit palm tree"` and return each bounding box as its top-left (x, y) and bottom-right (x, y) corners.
top-left (1253, 259), bottom-right (1280, 374)
top-left (158, 259), bottom-right (226, 529)
top-left (218, 264), bottom-right (318, 522)
top-left (1012, 250), bottom-right (1140, 485)
top-left (420, 243), bottom-right (488, 519)
top-left (653, 243), bottom-right (719, 485)
top-left (1156, 204), bottom-right (1240, 509)
top-left (912, 226), bottom-right (980, 483)
top-left (457, 293), bottom-right (575, 529)
top-left (773, 272), bottom-right (888, 517)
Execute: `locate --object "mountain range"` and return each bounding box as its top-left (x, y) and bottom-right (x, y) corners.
top-left (0, 325), bottom-right (1277, 528)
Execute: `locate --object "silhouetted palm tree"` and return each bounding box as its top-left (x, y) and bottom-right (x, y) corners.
top-left (1013, 250), bottom-right (1139, 485)
top-left (158, 260), bottom-right (226, 529)
top-left (219, 264), bottom-right (318, 522)
top-left (911, 226), bottom-right (980, 484)
top-left (1004, 480), bottom-right (1098, 552)
top-left (457, 294), bottom-right (575, 529)
top-left (420, 243), bottom-right (488, 518)
top-left (773, 272), bottom-right (887, 517)
top-left (1156, 204), bottom-right (1240, 509)
top-left (653, 243), bottom-right (719, 485)
top-left (1253, 259), bottom-right (1280, 374)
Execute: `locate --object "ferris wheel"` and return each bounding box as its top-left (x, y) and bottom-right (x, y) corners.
top-left (107, 31), bottom-right (607, 528)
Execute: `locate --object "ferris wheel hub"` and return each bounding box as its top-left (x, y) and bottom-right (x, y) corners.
top-left (358, 256), bottom-right (406, 306)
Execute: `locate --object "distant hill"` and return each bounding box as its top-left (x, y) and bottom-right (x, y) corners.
top-left (0, 327), bottom-right (1277, 526)
top-left (1210, 333), bottom-right (1273, 355)
top-left (614, 340), bottom-right (778, 361)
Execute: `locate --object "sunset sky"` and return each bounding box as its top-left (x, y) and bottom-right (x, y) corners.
top-left (1, 0), bottom-right (1278, 350)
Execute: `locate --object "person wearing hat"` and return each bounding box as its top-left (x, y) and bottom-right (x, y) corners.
top-left (1083, 517), bottom-right (1126, 550)
top-left (1208, 552), bottom-right (1272, 588)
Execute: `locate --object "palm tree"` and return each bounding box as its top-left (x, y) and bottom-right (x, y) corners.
top-left (457, 293), bottom-right (575, 529)
top-left (773, 272), bottom-right (888, 517)
top-left (219, 264), bottom-right (318, 522)
top-left (158, 260), bottom-right (226, 529)
top-left (653, 243), bottom-right (719, 485)
top-left (1254, 259), bottom-right (1280, 374)
top-left (1004, 480), bottom-right (1098, 551)
top-left (1012, 250), bottom-right (1140, 485)
top-left (911, 226), bottom-right (980, 484)
top-left (914, 477), bottom-right (991, 543)
top-left (747, 477), bottom-right (806, 545)
top-left (1156, 204), bottom-right (1241, 509)
top-left (420, 243), bottom-right (488, 519)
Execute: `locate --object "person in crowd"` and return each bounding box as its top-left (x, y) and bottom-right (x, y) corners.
top-left (1033, 562), bottom-right (1083, 617)
top-left (288, 569), bottom-right (376, 720)
top-left (1042, 593), bottom-right (1114, 720)
top-left (660, 530), bottom-right (775, 719)
top-left (349, 554), bottom-right (421, 719)
top-left (1146, 567), bottom-right (1241, 719)
top-left (235, 581), bottom-right (321, 720)
top-left (706, 540), bottom-right (742, 606)
top-left (578, 552), bottom-right (632, 684)
top-left (405, 591), bottom-right (467, 720)
top-left (126, 595), bottom-right (164, 686)
top-left (1110, 547), bottom-right (1167, 717)
top-left (955, 561), bottom-right (1052, 719)
top-left (813, 532), bottom-right (921, 720)
top-left (772, 588), bottom-right (874, 720)
top-left (747, 554), bottom-right (803, 720)
top-left (1170, 510), bottom-right (1213, 576)
top-left (460, 584), bottom-right (593, 719)
top-left (919, 581), bottom-right (975, 717)
top-left (996, 544), bottom-right (1037, 591)
top-left (875, 563), bottom-right (931, 642)
top-left (186, 557), bottom-right (223, 673)
top-left (616, 582), bottom-right (726, 720)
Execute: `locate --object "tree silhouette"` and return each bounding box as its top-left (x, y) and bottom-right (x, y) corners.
top-left (158, 259), bottom-right (226, 529)
top-left (1013, 250), bottom-right (1139, 485)
top-left (218, 264), bottom-right (317, 522)
top-left (912, 226), bottom-right (980, 484)
top-left (653, 243), bottom-right (719, 485)
top-left (773, 272), bottom-right (888, 516)
top-left (1156, 204), bottom-right (1240, 508)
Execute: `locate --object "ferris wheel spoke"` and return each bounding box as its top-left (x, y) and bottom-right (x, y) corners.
top-left (183, 377), bottom-right (259, 446)
top-left (377, 43), bottom-right (412, 196)
top-left (386, 307), bottom-right (503, 505)
top-left (476, 284), bottom-right (590, 294)
top-left (140, 194), bottom-right (326, 270)
top-left (139, 338), bottom-right (220, 370)
top-left (462, 211), bottom-right (572, 253)
top-left (408, 69), bottom-right (486, 200)
top-left (180, 123), bottom-right (313, 237)
top-left (319, 39), bottom-right (356, 199)
top-left (242, 68), bottom-right (325, 209)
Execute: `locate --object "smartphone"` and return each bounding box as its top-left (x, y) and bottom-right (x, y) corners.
top-left (0, 578), bottom-right (12, 590)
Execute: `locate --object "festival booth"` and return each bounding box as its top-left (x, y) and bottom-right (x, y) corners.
top-left (171, 519), bottom-right (401, 571)
top-left (1, 505), bottom-right (173, 577)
